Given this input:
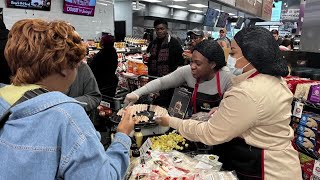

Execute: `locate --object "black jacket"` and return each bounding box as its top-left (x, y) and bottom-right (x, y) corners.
top-left (147, 35), bottom-right (184, 77)
top-left (89, 47), bottom-right (118, 96)
top-left (0, 29), bottom-right (10, 84)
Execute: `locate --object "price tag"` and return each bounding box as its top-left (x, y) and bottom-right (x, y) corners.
top-left (293, 101), bottom-right (304, 118)
top-left (139, 138), bottom-right (152, 155)
top-left (100, 101), bottom-right (110, 108)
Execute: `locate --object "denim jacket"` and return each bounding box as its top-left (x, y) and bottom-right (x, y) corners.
top-left (0, 91), bottom-right (131, 180)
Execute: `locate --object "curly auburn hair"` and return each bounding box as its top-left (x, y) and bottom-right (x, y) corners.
top-left (4, 19), bottom-right (86, 85)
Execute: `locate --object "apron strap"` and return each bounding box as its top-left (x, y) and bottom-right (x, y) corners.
top-left (248, 71), bottom-right (260, 79)
top-left (192, 80), bottom-right (199, 114)
top-left (216, 71), bottom-right (222, 98)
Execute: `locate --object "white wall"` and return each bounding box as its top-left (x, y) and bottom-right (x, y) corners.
top-left (0, 0), bottom-right (114, 40)
top-left (114, 0), bottom-right (133, 36)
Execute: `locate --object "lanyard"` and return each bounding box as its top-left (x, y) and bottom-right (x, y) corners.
top-left (192, 71), bottom-right (222, 114)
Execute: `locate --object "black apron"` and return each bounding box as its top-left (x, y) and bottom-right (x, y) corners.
top-left (187, 71), bottom-right (223, 115)
top-left (210, 71), bottom-right (265, 180)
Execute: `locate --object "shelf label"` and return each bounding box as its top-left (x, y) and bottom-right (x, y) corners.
top-left (293, 101), bottom-right (304, 118)
top-left (139, 138), bottom-right (152, 155)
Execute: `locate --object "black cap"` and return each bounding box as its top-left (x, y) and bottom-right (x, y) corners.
top-left (187, 30), bottom-right (204, 37)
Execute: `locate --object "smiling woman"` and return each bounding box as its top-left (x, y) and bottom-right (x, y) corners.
top-left (125, 39), bottom-right (234, 115)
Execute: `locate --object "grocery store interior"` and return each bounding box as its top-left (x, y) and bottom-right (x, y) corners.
top-left (1, 0), bottom-right (320, 179)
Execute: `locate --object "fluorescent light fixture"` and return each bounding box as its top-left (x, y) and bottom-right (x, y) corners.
top-left (229, 13), bottom-right (235, 16)
top-left (173, 0), bottom-right (188, 1)
top-left (188, 9), bottom-right (203, 13)
top-left (97, 2), bottom-right (109, 6)
top-left (141, 0), bottom-right (162, 2)
top-left (167, 5), bottom-right (186, 9)
top-left (189, 3), bottom-right (208, 8)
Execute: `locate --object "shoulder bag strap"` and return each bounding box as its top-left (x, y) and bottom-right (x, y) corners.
top-left (0, 88), bottom-right (48, 128)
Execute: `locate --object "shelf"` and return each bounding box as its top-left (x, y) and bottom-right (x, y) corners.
top-left (293, 98), bottom-right (320, 112)
top-left (295, 144), bottom-right (320, 160)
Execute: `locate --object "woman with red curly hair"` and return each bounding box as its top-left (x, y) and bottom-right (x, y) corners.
top-left (0, 19), bottom-right (134, 179)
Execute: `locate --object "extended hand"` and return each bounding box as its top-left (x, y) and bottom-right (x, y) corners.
top-left (124, 92), bottom-right (139, 107)
top-left (155, 115), bottom-right (170, 127)
top-left (208, 107), bottom-right (218, 117)
top-left (117, 107), bottom-right (135, 135)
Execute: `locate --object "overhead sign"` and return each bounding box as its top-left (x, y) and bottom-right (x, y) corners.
top-left (271, 1), bottom-right (282, 21)
top-left (63, 0), bottom-right (96, 17)
top-left (281, 9), bottom-right (300, 21)
top-left (6, 0), bottom-right (51, 11)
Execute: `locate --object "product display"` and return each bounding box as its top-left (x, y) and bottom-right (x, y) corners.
top-left (114, 104), bottom-right (168, 125)
top-left (150, 131), bottom-right (187, 152)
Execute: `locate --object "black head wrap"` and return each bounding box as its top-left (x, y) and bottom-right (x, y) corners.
top-left (234, 26), bottom-right (289, 77)
top-left (193, 39), bottom-right (226, 71)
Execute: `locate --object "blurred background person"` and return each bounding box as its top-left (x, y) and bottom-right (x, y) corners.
top-left (271, 29), bottom-right (283, 45)
top-left (0, 19), bottom-right (134, 179)
top-left (89, 34), bottom-right (118, 97)
top-left (0, 20), bottom-right (11, 84)
top-left (146, 18), bottom-right (184, 77)
top-left (182, 30), bottom-right (205, 63)
top-left (66, 62), bottom-right (101, 113)
top-left (144, 18), bottom-right (184, 107)
top-left (217, 28), bottom-right (231, 62)
top-left (279, 38), bottom-right (294, 51)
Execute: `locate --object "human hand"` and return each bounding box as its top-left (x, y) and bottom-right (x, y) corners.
top-left (117, 107), bottom-right (135, 135)
top-left (124, 92), bottom-right (139, 107)
top-left (182, 51), bottom-right (192, 59)
top-left (155, 115), bottom-right (170, 127)
top-left (208, 107), bottom-right (218, 117)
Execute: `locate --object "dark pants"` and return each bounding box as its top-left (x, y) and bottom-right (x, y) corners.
top-left (211, 138), bottom-right (264, 180)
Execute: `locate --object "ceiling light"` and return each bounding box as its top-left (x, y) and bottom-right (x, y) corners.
top-left (188, 10), bottom-right (203, 13)
top-left (229, 13), bottom-right (235, 16)
top-left (189, 4), bottom-right (208, 8)
top-left (167, 5), bottom-right (186, 9)
top-left (141, 0), bottom-right (162, 2)
top-left (173, 0), bottom-right (188, 1)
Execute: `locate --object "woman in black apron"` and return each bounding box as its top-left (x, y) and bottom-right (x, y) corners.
top-left (124, 39), bottom-right (233, 115)
top-left (187, 70), bottom-right (223, 115)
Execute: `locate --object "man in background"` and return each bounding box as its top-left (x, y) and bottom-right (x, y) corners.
top-left (182, 30), bottom-right (205, 63)
top-left (0, 20), bottom-right (11, 84)
top-left (66, 62), bottom-right (101, 113)
top-left (217, 28), bottom-right (231, 62)
top-left (146, 18), bottom-right (184, 77)
top-left (271, 29), bottom-right (283, 45)
top-left (144, 18), bottom-right (184, 107)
